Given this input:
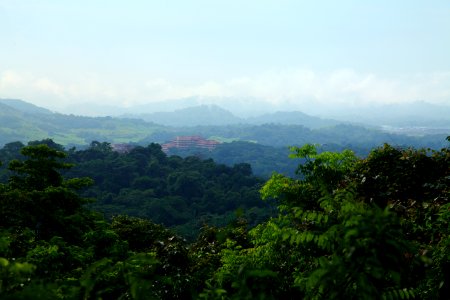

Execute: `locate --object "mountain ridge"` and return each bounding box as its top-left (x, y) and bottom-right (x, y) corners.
top-left (0, 98), bottom-right (53, 115)
top-left (0, 98), bottom-right (447, 150)
top-left (122, 104), bottom-right (339, 128)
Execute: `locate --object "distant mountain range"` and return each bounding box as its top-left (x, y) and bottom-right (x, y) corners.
top-left (123, 104), bottom-right (340, 128)
top-left (60, 96), bottom-right (272, 117)
top-left (59, 96), bottom-right (450, 130)
top-left (124, 105), bottom-right (242, 127)
top-left (0, 98), bottom-right (448, 150)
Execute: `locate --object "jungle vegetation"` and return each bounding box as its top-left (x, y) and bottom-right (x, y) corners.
top-left (0, 137), bottom-right (449, 299)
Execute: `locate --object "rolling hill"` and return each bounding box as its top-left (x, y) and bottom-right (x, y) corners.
top-left (0, 99), bottom-right (164, 146)
top-left (0, 99), bottom-right (447, 152)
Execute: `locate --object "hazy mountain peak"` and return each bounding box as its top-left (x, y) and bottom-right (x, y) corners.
top-left (0, 98), bottom-right (52, 115)
top-left (131, 104), bottom-right (243, 127)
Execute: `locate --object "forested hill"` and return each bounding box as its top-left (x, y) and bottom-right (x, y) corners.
top-left (0, 98), bottom-right (53, 114)
top-left (124, 104), bottom-right (339, 128)
top-left (0, 99), bottom-right (447, 152)
top-left (0, 99), bottom-right (164, 146)
top-left (0, 139), bottom-right (272, 240)
top-left (0, 138), bottom-right (448, 298)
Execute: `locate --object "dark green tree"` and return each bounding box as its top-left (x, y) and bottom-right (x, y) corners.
top-left (1, 144), bottom-right (93, 241)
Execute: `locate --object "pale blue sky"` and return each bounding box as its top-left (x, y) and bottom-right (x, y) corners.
top-left (0, 0), bottom-right (449, 113)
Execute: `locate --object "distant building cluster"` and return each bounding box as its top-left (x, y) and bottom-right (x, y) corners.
top-left (161, 136), bottom-right (220, 153)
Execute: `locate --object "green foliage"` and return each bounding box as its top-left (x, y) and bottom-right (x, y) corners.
top-left (83, 226), bottom-right (129, 261)
top-left (111, 215), bottom-right (172, 252)
top-left (169, 141), bottom-right (297, 178)
top-left (62, 143), bottom-right (269, 239)
top-left (78, 258), bottom-right (125, 299)
top-left (204, 142), bottom-right (449, 299)
top-left (290, 144), bottom-right (357, 190)
top-left (123, 253), bottom-right (161, 299)
top-left (261, 144), bottom-right (356, 210)
top-left (0, 257), bottom-right (35, 296)
top-left (8, 144), bottom-right (70, 191)
top-left (0, 144), bottom-right (95, 243)
top-left (301, 207), bottom-right (411, 299)
top-left (0, 138), bottom-right (448, 299)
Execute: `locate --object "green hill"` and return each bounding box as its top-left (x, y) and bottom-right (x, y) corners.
top-left (1, 99), bottom-right (447, 152)
top-left (0, 100), bottom-right (164, 146)
top-left (0, 98), bottom-right (53, 114)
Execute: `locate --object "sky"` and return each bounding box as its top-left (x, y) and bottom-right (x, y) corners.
top-left (0, 0), bottom-right (449, 115)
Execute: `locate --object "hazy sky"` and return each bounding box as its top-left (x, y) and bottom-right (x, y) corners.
top-left (1, 0), bottom-right (449, 113)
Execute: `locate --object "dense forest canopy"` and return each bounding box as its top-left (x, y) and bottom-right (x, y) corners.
top-left (0, 137), bottom-right (449, 299)
top-left (0, 140), bottom-right (271, 240)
